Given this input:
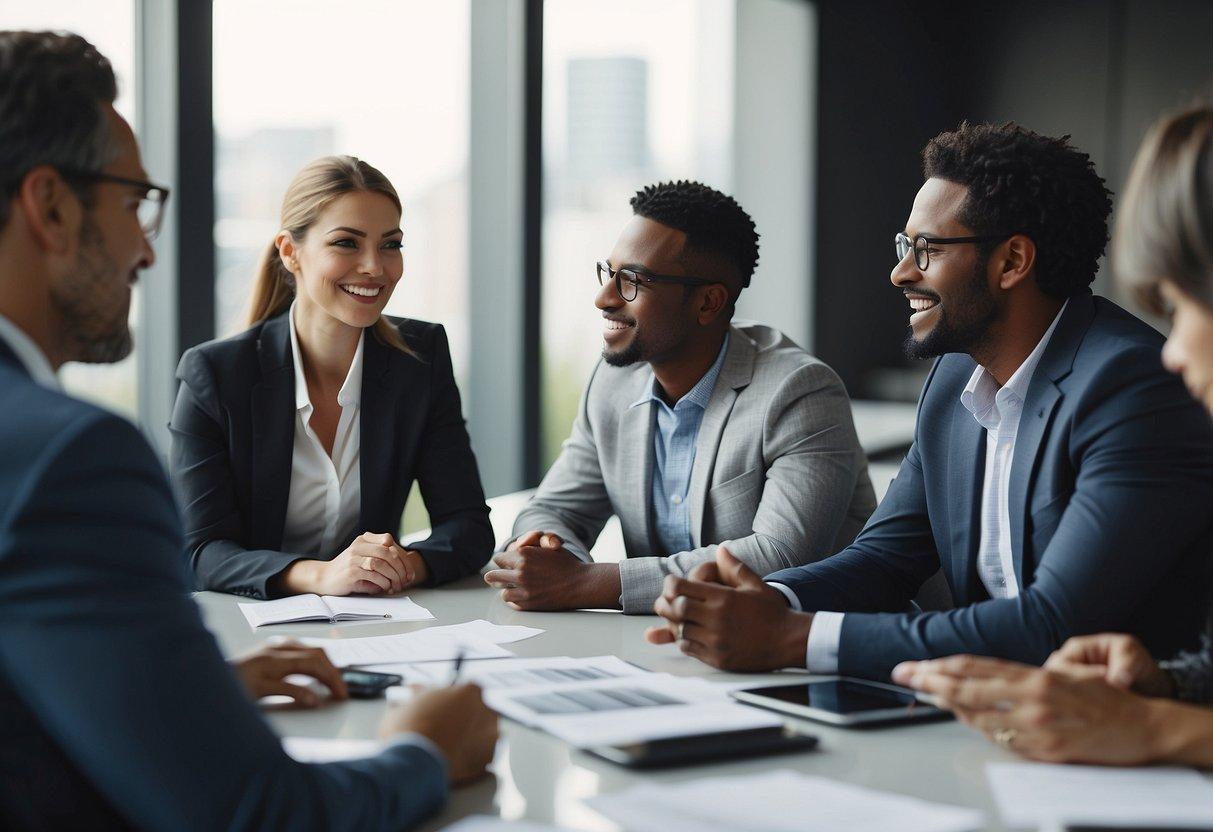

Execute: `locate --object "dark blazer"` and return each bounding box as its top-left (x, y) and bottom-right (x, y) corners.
top-left (170, 313), bottom-right (492, 598)
top-left (0, 346), bottom-right (446, 830)
top-left (768, 295), bottom-right (1213, 680)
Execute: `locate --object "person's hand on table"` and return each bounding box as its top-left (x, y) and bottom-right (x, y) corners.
top-left (644, 545), bottom-right (813, 672)
top-left (484, 530), bottom-right (621, 610)
top-left (232, 642), bottom-right (348, 708)
top-left (892, 654), bottom-right (1166, 765)
top-left (1045, 633), bottom-right (1175, 697)
top-left (278, 531), bottom-right (427, 596)
top-left (380, 684), bottom-right (499, 785)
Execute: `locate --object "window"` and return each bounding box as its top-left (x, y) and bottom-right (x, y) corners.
top-left (5, 0), bottom-right (140, 418)
top-left (540, 0), bottom-right (736, 466)
top-left (213, 0), bottom-right (471, 532)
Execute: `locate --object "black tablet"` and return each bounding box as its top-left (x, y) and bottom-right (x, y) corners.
top-left (584, 725), bottom-right (819, 769)
top-left (731, 677), bottom-right (951, 727)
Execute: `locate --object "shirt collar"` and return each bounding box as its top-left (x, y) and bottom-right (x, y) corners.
top-left (630, 333), bottom-right (730, 411)
top-left (961, 299), bottom-right (1068, 426)
top-left (288, 302), bottom-right (365, 413)
top-left (0, 312), bottom-right (60, 389)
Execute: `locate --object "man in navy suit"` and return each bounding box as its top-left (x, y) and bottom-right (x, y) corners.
top-left (649, 122), bottom-right (1213, 681)
top-left (0, 31), bottom-right (496, 830)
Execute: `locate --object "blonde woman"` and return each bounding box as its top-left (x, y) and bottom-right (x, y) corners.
top-left (894, 105), bottom-right (1213, 767)
top-left (170, 156), bottom-right (491, 598)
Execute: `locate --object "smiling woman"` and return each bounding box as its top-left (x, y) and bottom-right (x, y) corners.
top-left (167, 155), bottom-right (493, 601)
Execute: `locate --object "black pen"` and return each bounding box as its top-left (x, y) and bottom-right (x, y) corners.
top-left (449, 648), bottom-right (466, 687)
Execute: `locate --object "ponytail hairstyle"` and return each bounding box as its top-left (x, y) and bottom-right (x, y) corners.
top-left (1114, 104), bottom-right (1213, 315)
top-left (247, 154), bottom-right (413, 354)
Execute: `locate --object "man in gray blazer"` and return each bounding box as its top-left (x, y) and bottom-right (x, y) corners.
top-left (486, 181), bottom-right (876, 613)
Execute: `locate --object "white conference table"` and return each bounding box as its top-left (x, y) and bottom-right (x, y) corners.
top-left (196, 580), bottom-right (1025, 832)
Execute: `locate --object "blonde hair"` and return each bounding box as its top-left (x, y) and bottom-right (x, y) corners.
top-left (1114, 104), bottom-right (1213, 314)
top-left (247, 154), bottom-right (412, 354)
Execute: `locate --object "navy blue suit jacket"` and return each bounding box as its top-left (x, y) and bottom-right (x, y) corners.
top-left (0, 343), bottom-right (448, 830)
top-left (170, 313), bottom-right (492, 598)
top-left (768, 295), bottom-right (1213, 680)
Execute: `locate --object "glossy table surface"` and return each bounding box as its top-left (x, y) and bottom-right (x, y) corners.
top-left (196, 579), bottom-right (1024, 832)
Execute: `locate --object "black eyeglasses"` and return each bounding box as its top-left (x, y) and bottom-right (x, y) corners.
top-left (59, 169), bottom-right (171, 241)
top-left (895, 232), bottom-right (1011, 271)
top-left (596, 261), bottom-right (718, 302)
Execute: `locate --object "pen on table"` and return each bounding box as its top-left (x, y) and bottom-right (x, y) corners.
top-left (448, 648), bottom-right (466, 687)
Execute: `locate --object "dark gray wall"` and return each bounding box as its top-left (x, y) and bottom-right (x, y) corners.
top-left (814, 0), bottom-right (1213, 398)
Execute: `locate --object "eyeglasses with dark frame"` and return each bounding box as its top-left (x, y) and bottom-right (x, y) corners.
top-left (596, 260), bottom-right (718, 302)
top-left (58, 169), bottom-right (172, 241)
top-left (894, 232), bottom-right (1012, 271)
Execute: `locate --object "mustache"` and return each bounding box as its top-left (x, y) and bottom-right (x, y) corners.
top-left (903, 290), bottom-right (941, 303)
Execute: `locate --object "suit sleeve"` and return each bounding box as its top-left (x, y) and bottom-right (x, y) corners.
top-left (169, 348), bottom-right (307, 598)
top-left (407, 325), bottom-right (494, 584)
top-left (0, 412), bottom-right (447, 831)
top-left (618, 362), bottom-right (878, 613)
top-left (509, 360), bottom-right (615, 554)
top-left (835, 352), bottom-right (1213, 680)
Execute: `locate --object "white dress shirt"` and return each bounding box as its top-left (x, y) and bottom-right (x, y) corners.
top-left (775, 301), bottom-right (1068, 672)
top-left (280, 303), bottom-right (364, 557)
top-left (0, 312), bottom-right (59, 389)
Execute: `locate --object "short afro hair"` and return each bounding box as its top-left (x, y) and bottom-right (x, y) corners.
top-left (923, 122), bottom-right (1113, 297)
top-left (629, 180), bottom-right (760, 289)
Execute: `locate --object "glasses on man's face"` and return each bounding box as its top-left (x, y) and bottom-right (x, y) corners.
top-left (59, 169), bottom-right (172, 241)
top-left (596, 260), bottom-right (717, 302)
top-left (894, 232), bottom-right (1011, 271)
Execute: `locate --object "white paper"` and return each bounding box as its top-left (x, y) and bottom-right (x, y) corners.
top-left (987, 761), bottom-right (1213, 829)
top-left (586, 770), bottom-right (984, 832)
top-left (487, 673), bottom-right (782, 747)
top-left (301, 629), bottom-right (511, 667)
top-left (385, 655), bottom-right (645, 693)
top-left (282, 736), bottom-right (383, 762)
top-left (438, 817), bottom-right (570, 832)
top-left (423, 619), bottom-right (544, 645)
top-left (239, 594), bottom-right (434, 628)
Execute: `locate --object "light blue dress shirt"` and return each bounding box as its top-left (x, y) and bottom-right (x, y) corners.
top-left (628, 335), bottom-right (730, 556)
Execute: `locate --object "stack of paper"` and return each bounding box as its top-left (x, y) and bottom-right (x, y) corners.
top-left (987, 762), bottom-right (1213, 829)
top-left (386, 655), bottom-right (646, 691)
top-left (300, 620), bottom-right (544, 667)
top-left (586, 770), bottom-right (984, 832)
top-left (485, 670), bottom-right (783, 747)
top-left (239, 594), bottom-right (433, 628)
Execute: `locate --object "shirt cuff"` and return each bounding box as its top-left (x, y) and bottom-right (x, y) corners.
top-left (766, 581), bottom-right (801, 611)
top-left (805, 611), bottom-right (845, 674)
top-left (562, 540), bottom-right (593, 564)
top-left (618, 556), bottom-right (668, 614)
top-left (385, 732), bottom-right (449, 781)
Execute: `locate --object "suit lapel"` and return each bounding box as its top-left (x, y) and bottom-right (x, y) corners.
top-left (1007, 296), bottom-right (1089, 584)
top-left (949, 395), bottom-right (988, 601)
top-left (358, 329), bottom-right (404, 533)
top-left (619, 379), bottom-right (658, 553)
top-left (689, 330), bottom-right (753, 546)
top-left (251, 314), bottom-right (295, 549)
top-left (0, 337), bottom-right (25, 376)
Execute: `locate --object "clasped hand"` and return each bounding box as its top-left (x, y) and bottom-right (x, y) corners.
top-left (644, 545), bottom-right (812, 672)
top-left (484, 531), bottom-right (600, 610)
top-left (283, 531), bottom-right (429, 596)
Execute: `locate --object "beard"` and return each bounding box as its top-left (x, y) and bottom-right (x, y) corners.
top-left (902, 255), bottom-right (998, 361)
top-left (51, 213), bottom-right (133, 364)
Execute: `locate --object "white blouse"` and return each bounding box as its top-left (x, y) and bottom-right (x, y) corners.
top-left (280, 303), bottom-right (364, 557)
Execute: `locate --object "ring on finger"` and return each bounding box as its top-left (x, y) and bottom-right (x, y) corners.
top-left (677, 622), bottom-right (686, 641)
top-left (992, 728), bottom-right (1018, 750)
top-left (361, 555), bottom-right (374, 571)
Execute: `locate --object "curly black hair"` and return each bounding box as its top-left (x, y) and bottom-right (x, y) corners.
top-left (629, 180), bottom-right (760, 289)
top-left (0, 31), bottom-right (117, 229)
top-left (923, 122), bottom-right (1113, 298)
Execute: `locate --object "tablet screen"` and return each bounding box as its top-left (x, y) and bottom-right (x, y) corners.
top-left (759, 680), bottom-right (920, 714)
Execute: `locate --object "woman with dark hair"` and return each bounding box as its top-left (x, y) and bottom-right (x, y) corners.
top-left (893, 105), bottom-right (1213, 767)
top-left (170, 155), bottom-right (492, 599)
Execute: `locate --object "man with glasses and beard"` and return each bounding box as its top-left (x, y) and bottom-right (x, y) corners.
top-left (649, 123), bottom-right (1213, 680)
top-left (0, 30), bottom-right (496, 831)
top-left (487, 181), bottom-right (876, 614)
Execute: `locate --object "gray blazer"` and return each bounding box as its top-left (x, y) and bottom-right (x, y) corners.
top-left (512, 322), bottom-right (877, 612)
